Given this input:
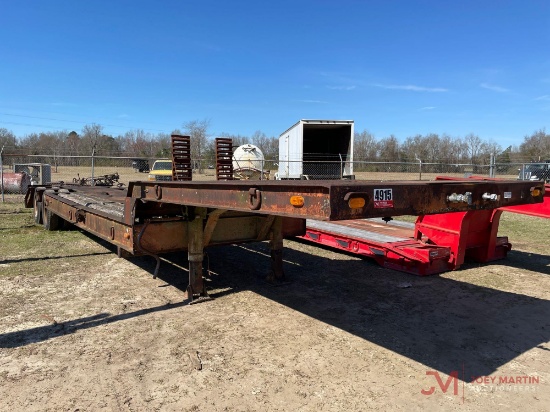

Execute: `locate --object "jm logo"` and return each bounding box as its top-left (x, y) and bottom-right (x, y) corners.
top-left (421, 371), bottom-right (459, 396)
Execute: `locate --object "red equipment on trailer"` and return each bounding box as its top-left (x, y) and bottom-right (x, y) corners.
top-left (300, 176), bottom-right (550, 276)
top-left (500, 189), bottom-right (550, 217)
top-left (302, 219), bottom-right (453, 276)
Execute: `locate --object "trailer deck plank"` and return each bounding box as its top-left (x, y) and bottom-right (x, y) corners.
top-left (306, 219), bottom-right (413, 243)
top-left (57, 192), bottom-right (125, 217)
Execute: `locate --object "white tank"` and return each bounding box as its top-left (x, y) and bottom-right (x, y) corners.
top-left (233, 144), bottom-right (265, 179)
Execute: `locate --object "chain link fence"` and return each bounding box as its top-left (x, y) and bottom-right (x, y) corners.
top-left (268, 159), bottom-right (506, 181)
top-left (1, 153), bottom-right (546, 202)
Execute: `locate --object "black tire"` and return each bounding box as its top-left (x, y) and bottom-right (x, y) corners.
top-left (33, 196), bottom-right (43, 225)
top-left (43, 208), bottom-right (62, 231)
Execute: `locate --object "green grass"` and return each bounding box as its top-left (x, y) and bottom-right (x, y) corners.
top-left (0, 202), bottom-right (111, 278)
top-left (499, 212), bottom-right (550, 254)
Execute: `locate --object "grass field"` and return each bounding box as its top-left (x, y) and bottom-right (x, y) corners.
top-left (3, 162), bottom-right (520, 187)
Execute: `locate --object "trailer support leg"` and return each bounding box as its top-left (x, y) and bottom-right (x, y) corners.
top-left (186, 208), bottom-right (211, 304)
top-left (266, 216), bottom-right (287, 284)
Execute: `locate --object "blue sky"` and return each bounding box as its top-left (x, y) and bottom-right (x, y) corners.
top-left (0, 0), bottom-right (548, 147)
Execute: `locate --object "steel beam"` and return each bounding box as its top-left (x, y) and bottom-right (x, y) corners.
top-left (129, 179), bottom-right (544, 221)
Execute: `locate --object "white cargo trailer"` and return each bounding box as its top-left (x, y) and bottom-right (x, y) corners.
top-left (277, 119), bottom-right (354, 180)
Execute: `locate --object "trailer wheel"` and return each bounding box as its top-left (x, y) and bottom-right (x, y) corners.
top-left (43, 208), bottom-right (62, 231)
top-left (33, 196), bottom-right (43, 225)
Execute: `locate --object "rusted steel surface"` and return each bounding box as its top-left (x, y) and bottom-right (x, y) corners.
top-left (44, 193), bottom-right (135, 250)
top-left (57, 191), bottom-right (125, 217)
top-left (37, 186), bottom-right (305, 255)
top-left (26, 178), bottom-right (545, 303)
top-left (128, 179), bottom-right (545, 221)
top-left (1, 172), bottom-right (31, 194)
top-left (215, 137), bottom-right (234, 180)
top-left (28, 178), bottom-right (545, 255)
top-left (171, 135), bottom-right (192, 181)
top-left (72, 172), bottom-right (122, 186)
top-left (436, 175), bottom-right (550, 219)
top-left (500, 183), bottom-right (550, 218)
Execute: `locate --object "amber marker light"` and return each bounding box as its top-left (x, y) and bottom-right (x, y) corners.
top-left (531, 188), bottom-right (542, 197)
top-left (348, 197), bottom-right (366, 209)
top-left (290, 196), bottom-right (305, 207)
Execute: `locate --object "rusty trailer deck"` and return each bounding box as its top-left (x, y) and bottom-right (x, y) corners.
top-left (124, 179), bottom-right (545, 221)
top-left (26, 178), bottom-right (545, 302)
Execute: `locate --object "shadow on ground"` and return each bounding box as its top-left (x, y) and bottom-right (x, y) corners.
top-left (2, 236), bottom-right (549, 383)
top-left (499, 249), bottom-right (550, 275)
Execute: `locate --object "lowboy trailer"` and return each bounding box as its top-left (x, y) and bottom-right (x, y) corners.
top-left (25, 179), bottom-right (544, 303)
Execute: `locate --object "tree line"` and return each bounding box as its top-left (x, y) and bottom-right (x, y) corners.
top-left (0, 122), bottom-right (548, 165)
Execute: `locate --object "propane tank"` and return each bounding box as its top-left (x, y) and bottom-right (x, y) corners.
top-left (232, 144), bottom-right (265, 179)
top-left (1, 172), bottom-right (31, 194)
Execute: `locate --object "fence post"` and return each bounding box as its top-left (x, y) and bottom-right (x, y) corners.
top-left (489, 153), bottom-right (495, 178)
top-left (91, 147), bottom-right (96, 186)
top-left (520, 163), bottom-right (526, 180)
top-left (415, 154), bottom-right (422, 180)
top-left (0, 144), bottom-right (4, 202)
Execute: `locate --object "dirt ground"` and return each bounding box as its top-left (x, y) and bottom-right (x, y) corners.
top-left (1, 200), bottom-right (550, 411)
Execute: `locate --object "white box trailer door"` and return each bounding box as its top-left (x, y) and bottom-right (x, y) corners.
top-left (278, 123), bottom-right (303, 179)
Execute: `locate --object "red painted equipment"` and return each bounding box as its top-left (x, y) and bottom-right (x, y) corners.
top-left (501, 186), bottom-right (550, 218)
top-left (301, 209), bottom-right (509, 275)
top-left (302, 219), bottom-right (452, 276)
top-left (414, 209), bottom-right (509, 269)
top-left (301, 175), bottom-right (550, 276)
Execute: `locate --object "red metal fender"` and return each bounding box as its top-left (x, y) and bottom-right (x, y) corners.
top-left (414, 209), bottom-right (510, 269)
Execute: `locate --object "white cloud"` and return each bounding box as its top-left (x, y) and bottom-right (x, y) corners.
top-left (327, 85), bottom-right (356, 90)
top-left (373, 83), bottom-right (448, 92)
top-left (419, 106), bottom-right (436, 111)
top-left (535, 95), bottom-right (550, 101)
top-left (480, 83), bottom-right (509, 93)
